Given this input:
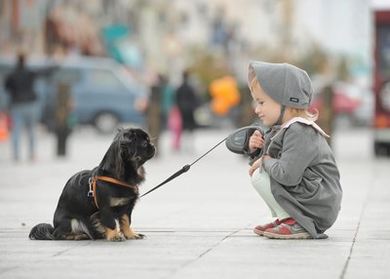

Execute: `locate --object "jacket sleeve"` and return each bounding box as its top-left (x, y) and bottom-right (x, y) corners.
top-left (262, 125), bottom-right (318, 186)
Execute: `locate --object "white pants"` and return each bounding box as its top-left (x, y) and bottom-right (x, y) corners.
top-left (251, 168), bottom-right (290, 219)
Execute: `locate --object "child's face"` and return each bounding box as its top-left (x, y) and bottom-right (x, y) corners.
top-left (250, 80), bottom-right (281, 127)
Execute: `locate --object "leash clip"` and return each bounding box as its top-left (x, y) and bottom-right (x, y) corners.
top-left (87, 177), bottom-right (94, 197)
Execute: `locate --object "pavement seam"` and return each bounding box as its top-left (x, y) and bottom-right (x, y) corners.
top-left (53, 242), bottom-right (92, 257)
top-left (196, 229), bottom-right (240, 259)
top-left (166, 229), bottom-right (240, 279)
top-left (339, 184), bottom-right (371, 279)
top-left (339, 220), bottom-right (361, 279)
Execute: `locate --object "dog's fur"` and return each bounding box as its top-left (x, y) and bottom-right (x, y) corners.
top-left (29, 128), bottom-right (155, 241)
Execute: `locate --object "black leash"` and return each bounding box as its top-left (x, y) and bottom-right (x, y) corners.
top-left (140, 136), bottom-right (228, 198)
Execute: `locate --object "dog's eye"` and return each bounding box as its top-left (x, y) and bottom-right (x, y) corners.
top-left (142, 140), bottom-right (148, 147)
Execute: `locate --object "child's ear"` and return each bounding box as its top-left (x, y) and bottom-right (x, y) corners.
top-left (249, 77), bottom-right (258, 92)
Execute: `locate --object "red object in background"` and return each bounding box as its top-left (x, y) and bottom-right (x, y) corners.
top-left (310, 90), bottom-right (361, 115)
top-left (372, 5), bottom-right (390, 156)
top-left (0, 112), bottom-right (10, 141)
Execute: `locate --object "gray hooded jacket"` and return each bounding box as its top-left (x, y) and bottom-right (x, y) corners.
top-left (262, 120), bottom-right (342, 238)
top-left (249, 61), bottom-right (342, 238)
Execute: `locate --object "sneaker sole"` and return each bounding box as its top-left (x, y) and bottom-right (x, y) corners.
top-left (253, 228), bottom-right (265, 236)
top-left (263, 231), bottom-right (312, 239)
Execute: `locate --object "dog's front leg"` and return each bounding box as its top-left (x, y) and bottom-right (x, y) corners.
top-left (100, 207), bottom-right (125, 241)
top-left (119, 214), bottom-right (144, 239)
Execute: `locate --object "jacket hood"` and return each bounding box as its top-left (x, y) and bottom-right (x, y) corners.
top-left (248, 61), bottom-right (313, 109)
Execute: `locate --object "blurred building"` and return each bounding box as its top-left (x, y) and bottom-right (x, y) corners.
top-left (136, 0), bottom-right (371, 84)
top-left (0, 0), bottom-right (49, 55)
top-left (0, 0), bottom-right (372, 84)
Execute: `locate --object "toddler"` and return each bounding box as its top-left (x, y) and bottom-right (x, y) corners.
top-left (246, 61), bottom-right (342, 239)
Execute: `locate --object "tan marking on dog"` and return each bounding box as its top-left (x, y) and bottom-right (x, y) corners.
top-left (119, 214), bottom-right (143, 239)
top-left (64, 233), bottom-right (89, 240)
top-left (109, 197), bottom-right (130, 207)
top-left (65, 234), bottom-right (76, 240)
top-left (73, 234), bottom-right (90, 240)
top-left (91, 217), bottom-right (105, 235)
top-left (90, 212), bottom-right (107, 236)
top-left (105, 227), bottom-right (125, 241)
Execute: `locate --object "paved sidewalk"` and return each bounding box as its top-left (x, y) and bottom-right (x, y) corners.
top-left (0, 127), bottom-right (389, 279)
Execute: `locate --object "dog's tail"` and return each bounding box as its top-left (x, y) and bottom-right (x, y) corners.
top-left (29, 223), bottom-right (55, 240)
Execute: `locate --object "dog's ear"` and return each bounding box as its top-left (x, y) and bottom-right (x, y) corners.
top-left (99, 130), bottom-right (129, 179)
top-left (114, 140), bottom-right (126, 179)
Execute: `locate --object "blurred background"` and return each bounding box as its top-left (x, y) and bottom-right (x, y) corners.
top-left (0, 0), bottom-right (389, 162)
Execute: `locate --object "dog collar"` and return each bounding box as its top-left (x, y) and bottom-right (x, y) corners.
top-left (88, 176), bottom-right (139, 209)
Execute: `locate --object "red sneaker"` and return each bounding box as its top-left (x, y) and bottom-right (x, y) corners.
top-left (263, 218), bottom-right (311, 239)
top-left (253, 219), bottom-right (281, 236)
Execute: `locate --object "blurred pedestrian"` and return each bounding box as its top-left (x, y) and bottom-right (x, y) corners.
top-left (160, 75), bottom-right (175, 129)
top-left (316, 84), bottom-right (335, 147)
top-left (54, 83), bottom-right (74, 157)
top-left (4, 53), bottom-right (42, 161)
top-left (159, 75), bottom-right (182, 151)
top-left (146, 74), bottom-right (165, 156)
top-left (168, 106), bottom-right (182, 151)
top-left (237, 84), bottom-right (256, 127)
top-left (175, 70), bottom-right (199, 152)
top-left (246, 61), bottom-right (342, 239)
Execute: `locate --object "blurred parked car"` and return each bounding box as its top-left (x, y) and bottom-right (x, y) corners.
top-left (0, 56), bottom-right (147, 134)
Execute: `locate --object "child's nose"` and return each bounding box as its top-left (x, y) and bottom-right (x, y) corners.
top-left (255, 105), bottom-right (261, 114)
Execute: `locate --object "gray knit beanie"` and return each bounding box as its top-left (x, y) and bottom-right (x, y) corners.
top-left (248, 61), bottom-right (313, 109)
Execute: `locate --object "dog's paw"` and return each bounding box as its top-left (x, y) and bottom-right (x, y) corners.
top-left (135, 233), bottom-right (145, 239)
top-left (107, 232), bottom-right (126, 242)
top-left (126, 233), bottom-right (145, 240)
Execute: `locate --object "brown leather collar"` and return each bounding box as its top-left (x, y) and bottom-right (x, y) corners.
top-left (88, 176), bottom-right (139, 209)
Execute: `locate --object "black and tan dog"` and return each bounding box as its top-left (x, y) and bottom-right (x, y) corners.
top-left (29, 128), bottom-right (155, 241)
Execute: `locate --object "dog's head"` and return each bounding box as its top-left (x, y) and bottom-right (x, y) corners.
top-left (118, 128), bottom-right (155, 165)
top-left (100, 128), bottom-right (155, 181)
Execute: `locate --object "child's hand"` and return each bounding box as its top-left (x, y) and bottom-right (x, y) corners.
top-left (263, 154), bottom-right (271, 161)
top-left (248, 130), bottom-right (264, 153)
top-left (249, 157), bottom-right (263, 176)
